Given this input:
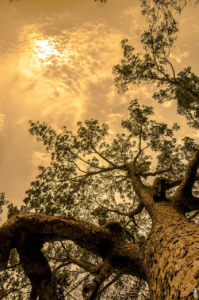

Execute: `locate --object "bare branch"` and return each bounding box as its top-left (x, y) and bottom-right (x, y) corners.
top-left (120, 225), bottom-right (135, 242)
top-left (144, 165), bottom-right (173, 178)
top-left (54, 164), bottom-right (127, 182)
top-left (91, 143), bottom-right (116, 167)
top-left (129, 201), bottom-right (145, 220)
top-left (163, 57), bottom-right (176, 80)
top-left (172, 149), bottom-right (199, 197)
top-left (69, 149), bottom-right (105, 170)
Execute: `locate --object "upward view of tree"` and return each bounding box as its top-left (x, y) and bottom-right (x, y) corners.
top-left (1, 0), bottom-right (199, 299)
top-left (114, 0), bottom-right (199, 131)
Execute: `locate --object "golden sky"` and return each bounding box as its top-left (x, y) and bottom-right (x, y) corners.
top-left (0, 0), bottom-right (199, 225)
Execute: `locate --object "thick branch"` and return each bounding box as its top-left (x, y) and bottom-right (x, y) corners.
top-left (129, 201), bottom-right (145, 220)
top-left (0, 213), bottom-right (146, 283)
top-left (170, 148), bottom-right (199, 210)
top-left (154, 76), bottom-right (199, 104)
top-left (47, 253), bottom-right (103, 274)
top-left (126, 163), bottom-right (149, 202)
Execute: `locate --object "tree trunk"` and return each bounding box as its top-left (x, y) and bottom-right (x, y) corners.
top-left (141, 202), bottom-right (199, 299)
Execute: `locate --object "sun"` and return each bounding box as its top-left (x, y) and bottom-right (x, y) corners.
top-left (33, 39), bottom-right (59, 64)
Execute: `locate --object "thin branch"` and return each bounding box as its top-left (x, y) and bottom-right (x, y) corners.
top-left (133, 127), bottom-right (143, 163)
top-left (55, 261), bottom-right (71, 271)
top-left (154, 76), bottom-right (199, 104)
top-left (97, 272), bottom-right (123, 298)
top-left (0, 283), bottom-right (31, 299)
top-left (69, 148), bottom-right (105, 170)
top-left (91, 143), bottom-right (116, 167)
top-left (61, 241), bottom-right (70, 256)
top-left (5, 262), bottom-right (22, 270)
top-left (93, 194), bottom-right (128, 217)
top-left (163, 57), bottom-right (176, 80)
top-left (73, 161), bottom-right (87, 174)
top-left (65, 273), bottom-right (91, 297)
top-left (120, 225), bottom-right (135, 242)
top-left (144, 165), bottom-right (173, 178)
top-left (186, 107), bottom-right (199, 129)
top-left (54, 165), bottom-right (127, 182)
top-left (67, 293), bottom-right (77, 300)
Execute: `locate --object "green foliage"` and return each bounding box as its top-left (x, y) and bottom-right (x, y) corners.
top-left (6, 98), bottom-right (199, 298)
top-left (113, 1), bottom-right (199, 130)
top-left (15, 100), bottom-right (185, 221)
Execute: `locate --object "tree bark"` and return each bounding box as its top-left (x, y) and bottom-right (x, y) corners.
top-left (140, 202), bottom-right (199, 299)
top-left (0, 207), bottom-right (199, 299)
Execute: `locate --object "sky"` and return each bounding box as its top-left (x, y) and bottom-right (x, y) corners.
top-left (0, 0), bottom-right (199, 225)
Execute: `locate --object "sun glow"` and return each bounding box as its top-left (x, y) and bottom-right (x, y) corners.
top-left (33, 38), bottom-right (69, 65)
top-left (34, 40), bottom-right (58, 61)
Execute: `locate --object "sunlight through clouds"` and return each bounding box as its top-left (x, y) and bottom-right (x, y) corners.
top-left (34, 39), bottom-right (59, 62)
top-left (33, 38), bottom-right (69, 66)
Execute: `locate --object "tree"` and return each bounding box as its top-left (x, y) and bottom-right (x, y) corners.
top-left (1, 1), bottom-right (199, 300)
top-left (1, 98), bottom-right (199, 299)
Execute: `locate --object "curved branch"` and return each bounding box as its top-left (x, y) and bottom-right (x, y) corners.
top-left (163, 57), bottom-right (176, 80)
top-left (172, 148), bottom-right (199, 197)
top-left (47, 253), bottom-right (103, 274)
top-left (55, 164), bottom-right (127, 182)
top-left (83, 257), bottom-right (114, 300)
top-left (91, 143), bottom-right (116, 167)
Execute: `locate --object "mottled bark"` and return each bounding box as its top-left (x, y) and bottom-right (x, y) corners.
top-left (140, 202), bottom-right (199, 299)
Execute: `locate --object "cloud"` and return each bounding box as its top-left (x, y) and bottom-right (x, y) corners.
top-left (31, 151), bottom-right (51, 169)
top-left (170, 51), bottom-right (190, 63)
top-left (0, 114), bottom-right (5, 130)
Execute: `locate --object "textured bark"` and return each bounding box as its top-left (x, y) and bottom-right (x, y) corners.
top-left (140, 202), bottom-right (199, 299)
top-left (0, 208), bottom-right (199, 299)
